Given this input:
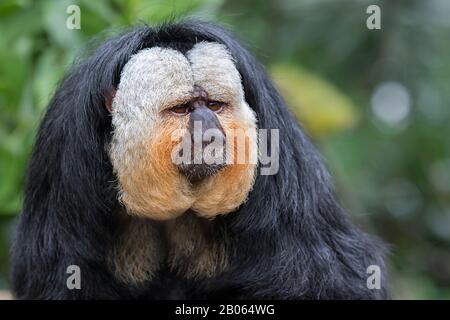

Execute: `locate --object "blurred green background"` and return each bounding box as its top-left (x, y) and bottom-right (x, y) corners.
top-left (1, 0), bottom-right (449, 299)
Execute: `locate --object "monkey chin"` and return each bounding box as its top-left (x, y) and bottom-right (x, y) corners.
top-left (119, 162), bottom-right (256, 221)
top-left (112, 117), bottom-right (257, 221)
top-left (116, 144), bottom-right (256, 221)
top-left (190, 162), bottom-right (257, 218)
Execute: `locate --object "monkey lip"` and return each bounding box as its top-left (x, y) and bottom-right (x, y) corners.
top-left (178, 163), bottom-right (226, 183)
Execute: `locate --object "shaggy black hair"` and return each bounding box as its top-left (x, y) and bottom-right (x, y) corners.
top-left (11, 20), bottom-right (388, 299)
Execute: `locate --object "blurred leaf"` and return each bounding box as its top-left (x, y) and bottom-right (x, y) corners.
top-left (0, 132), bottom-right (26, 215)
top-left (120, 0), bottom-right (219, 24)
top-left (0, 3), bottom-right (43, 44)
top-left (0, 40), bottom-right (29, 114)
top-left (271, 64), bottom-right (359, 137)
top-left (32, 48), bottom-right (65, 112)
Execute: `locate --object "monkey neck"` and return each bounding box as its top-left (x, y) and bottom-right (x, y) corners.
top-left (109, 209), bottom-right (228, 285)
top-left (163, 210), bottom-right (229, 278)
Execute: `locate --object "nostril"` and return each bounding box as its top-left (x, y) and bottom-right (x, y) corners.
top-left (201, 129), bottom-right (225, 145)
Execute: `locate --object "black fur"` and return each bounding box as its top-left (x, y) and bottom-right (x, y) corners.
top-left (11, 21), bottom-right (388, 299)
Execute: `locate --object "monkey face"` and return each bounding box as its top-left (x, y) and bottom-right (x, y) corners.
top-left (109, 42), bottom-right (257, 220)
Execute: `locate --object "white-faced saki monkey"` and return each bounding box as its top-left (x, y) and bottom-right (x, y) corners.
top-left (11, 21), bottom-right (388, 299)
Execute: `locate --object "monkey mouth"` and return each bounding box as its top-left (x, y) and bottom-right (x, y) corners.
top-left (178, 163), bottom-right (226, 183)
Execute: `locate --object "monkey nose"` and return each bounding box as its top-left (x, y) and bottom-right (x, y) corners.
top-left (177, 106), bottom-right (226, 183)
top-left (188, 107), bottom-right (226, 156)
top-left (189, 105), bottom-right (225, 143)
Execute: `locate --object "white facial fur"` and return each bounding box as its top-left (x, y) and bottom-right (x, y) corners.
top-left (110, 47), bottom-right (194, 154)
top-left (187, 42), bottom-right (256, 127)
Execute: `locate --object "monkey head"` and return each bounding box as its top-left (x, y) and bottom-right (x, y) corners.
top-left (108, 42), bottom-right (258, 220)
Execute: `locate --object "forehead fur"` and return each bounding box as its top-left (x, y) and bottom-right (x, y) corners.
top-left (112, 47), bottom-right (194, 123)
top-left (113, 42), bottom-right (250, 115)
top-left (187, 42), bottom-right (245, 105)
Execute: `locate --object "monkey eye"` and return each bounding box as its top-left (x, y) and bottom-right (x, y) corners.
top-left (207, 101), bottom-right (225, 112)
top-left (170, 104), bottom-right (189, 115)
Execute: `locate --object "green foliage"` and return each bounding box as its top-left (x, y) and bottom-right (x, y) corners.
top-left (0, 0), bottom-right (221, 215)
top-left (0, 0), bottom-right (449, 298)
